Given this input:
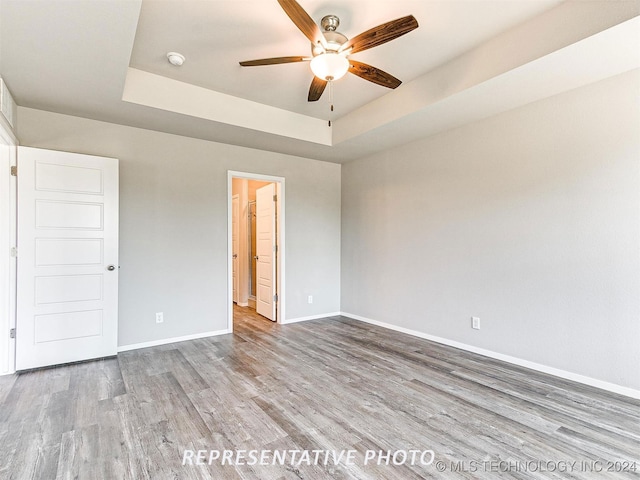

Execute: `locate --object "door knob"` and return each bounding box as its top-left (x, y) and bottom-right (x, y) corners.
top-left (233, 254), bottom-right (238, 259)
top-left (106, 265), bottom-right (116, 271)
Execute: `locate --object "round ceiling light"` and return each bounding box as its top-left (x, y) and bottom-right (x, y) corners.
top-left (310, 53), bottom-right (349, 82)
top-left (166, 52), bottom-right (185, 66)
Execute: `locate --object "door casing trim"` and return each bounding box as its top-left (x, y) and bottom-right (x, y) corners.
top-left (0, 123), bottom-right (17, 375)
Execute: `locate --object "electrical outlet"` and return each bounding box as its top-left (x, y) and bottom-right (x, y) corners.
top-left (308, 295), bottom-right (313, 304)
top-left (472, 317), bottom-right (480, 330)
top-left (156, 312), bottom-right (164, 324)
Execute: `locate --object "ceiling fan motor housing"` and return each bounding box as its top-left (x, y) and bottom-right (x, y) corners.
top-left (312, 16), bottom-right (348, 56)
top-left (313, 31), bottom-right (348, 55)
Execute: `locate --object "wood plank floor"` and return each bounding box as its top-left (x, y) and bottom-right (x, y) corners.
top-left (0, 306), bottom-right (638, 479)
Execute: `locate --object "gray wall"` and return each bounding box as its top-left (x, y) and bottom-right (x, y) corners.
top-left (17, 107), bottom-right (341, 347)
top-left (342, 70), bottom-right (640, 390)
top-left (16, 70), bottom-right (639, 391)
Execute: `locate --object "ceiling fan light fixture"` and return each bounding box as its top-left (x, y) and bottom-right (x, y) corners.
top-left (310, 53), bottom-right (349, 81)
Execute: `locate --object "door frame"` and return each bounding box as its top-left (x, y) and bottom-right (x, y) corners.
top-left (227, 171), bottom-right (285, 330)
top-left (0, 120), bottom-right (17, 375)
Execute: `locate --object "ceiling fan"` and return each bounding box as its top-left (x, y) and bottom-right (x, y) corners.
top-left (239, 0), bottom-right (419, 102)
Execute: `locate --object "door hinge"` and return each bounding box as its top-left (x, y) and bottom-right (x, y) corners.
top-left (273, 294), bottom-right (278, 303)
top-left (9, 328), bottom-right (15, 339)
top-left (10, 247), bottom-right (17, 258)
top-left (10, 165), bottom-right (17, 176)
top-left (274, 245), bottom-right (278, 253)
top-left (273, 194), bottom-right (277, 202)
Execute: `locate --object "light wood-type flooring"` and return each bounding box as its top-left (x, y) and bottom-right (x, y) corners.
top-left (0, 306), bottom-right (638, 479)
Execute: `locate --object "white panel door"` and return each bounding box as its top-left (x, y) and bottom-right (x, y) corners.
top-left (232, 194), bottom-right (239, 304)
top-left (16, 147), bottom-right (118, 370)
top-left (255, 184), bottom-right (276, 321)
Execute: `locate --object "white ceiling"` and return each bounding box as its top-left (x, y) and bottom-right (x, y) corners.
top-left (1, 0), bottom-right (638, 163)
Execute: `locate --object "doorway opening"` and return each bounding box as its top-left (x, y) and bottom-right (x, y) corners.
top-left (228, 171), bottom-right (285, 331)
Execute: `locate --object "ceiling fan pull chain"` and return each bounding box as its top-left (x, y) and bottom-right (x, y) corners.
top-left (330, 80), bottom-right (334, 112)
top-left (328, 80), bottom-right (335, 127)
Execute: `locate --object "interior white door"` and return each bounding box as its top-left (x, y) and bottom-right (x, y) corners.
top-left (255, 184), bottom-right (276, 321)
top-left (232, 194), bottom-right (239, 304)
top-left (16, 147), bottom-right (119, 370)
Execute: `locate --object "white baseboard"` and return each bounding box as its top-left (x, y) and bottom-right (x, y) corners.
top-left (340, 312), bottom-right (640, 400)
top-left (117, 329), bottom-right (231, 352)
top-left (282, 312), bottom-right (341, 325)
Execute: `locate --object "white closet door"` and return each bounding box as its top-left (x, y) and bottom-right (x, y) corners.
top-left (232, 194), bottom-right (239, 303)
top-left (255, 184), bottom-right (276, 321)
top-left (16, 147), bottom-right (119, 370)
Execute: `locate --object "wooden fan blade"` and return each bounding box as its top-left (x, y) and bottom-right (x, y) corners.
top-left (308, 76), bottom-right (327, 101)
top-left (278, 0), bottom-right (326, 48)
top-left (348, 60), bottom-right (402, 89)
top-left (339, 15), bottom-right (418, 55)
top-left (240, 56), bottom-right (309, 66)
